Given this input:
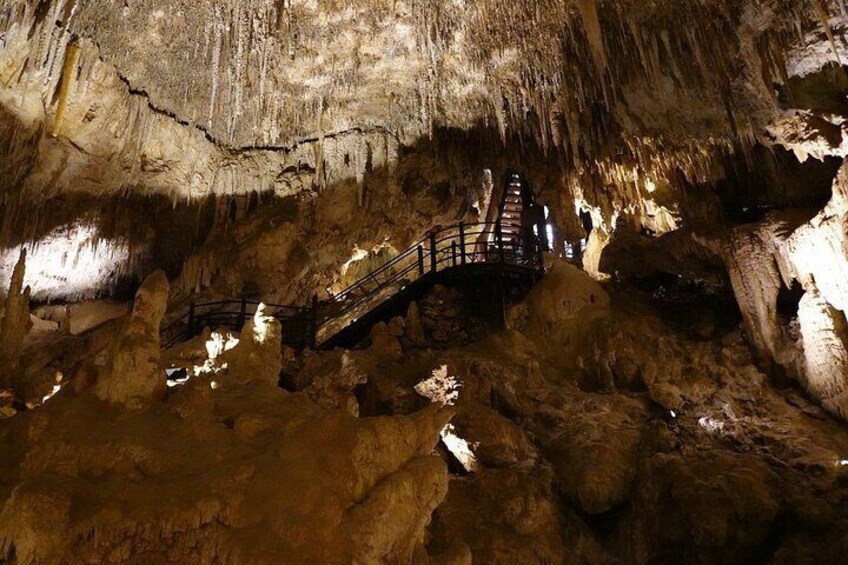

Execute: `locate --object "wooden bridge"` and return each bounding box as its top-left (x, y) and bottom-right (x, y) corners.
top-left (161, 172), bottom-right (549, 350)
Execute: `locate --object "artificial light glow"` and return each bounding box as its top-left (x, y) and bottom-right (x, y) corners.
top-left (40, 384), bottom-right (62, 404)
top-left (329, 241), bottom-right (397, 295)
top-left (839, 459), bottom-right (848, 467)
top-left (698, 416), bottom-right (725, 434)
top-left (252, 304), bottom-right (273, 344)
top-left (340, 245), bottom-right (370, 277)
top-left (670, 410), bottom-right (677, 418)
top-left (186, 332), bottom-right (239, 378)
top-left (186, 331), bottom-right (241, 380)
top-left (165, 367), bottom-right (190, 388)
top-left (645, 178), bottom-right (657, 193)
top-left (415, 365), bottom-right (462, 406)
top-left (0, 222), bottom-right (135, 301)
top-left (210, 380), bottom-right (219, 390)
top-left (440, 423), bottom-right (478, 473)
top-left (38, 371), bottom-right (64, 405)
top-left (206, 331), bottom-right (240, 360)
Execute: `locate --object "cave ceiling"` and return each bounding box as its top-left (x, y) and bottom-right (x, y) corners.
top-left (1, 0), bottom-right (842, 203)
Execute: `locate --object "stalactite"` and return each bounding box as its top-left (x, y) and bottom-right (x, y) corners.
top-left (208, 4), bottom-right (223, 131)
top-left (50, 39), bottom-right (78, 138)
top-left (811, 0), bottom-right (843, 65)
top-left (0, 0), bottom-right (839, 239)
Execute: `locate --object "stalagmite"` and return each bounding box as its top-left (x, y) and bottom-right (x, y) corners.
top-left (94, 270), bottom-right (169, 407)
top-left (1, 0), bottom-right (848, 563)
top-left (0, 249), bottom-right (31, 389)
top-left (798, 288), bottom-right (848, 418)
top-left (223, 303), bottom-right (282, 385)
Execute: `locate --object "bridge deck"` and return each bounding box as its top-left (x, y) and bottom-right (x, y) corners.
top-left (162, 219), bottom-right (545, 350)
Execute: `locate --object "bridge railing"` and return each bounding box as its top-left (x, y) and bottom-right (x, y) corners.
top-left (163, 221), bottom-right (544, 350)
top-left (161, 298), bottom-right (313, 350)
top-left (317, 221), bottom-right (534, 325)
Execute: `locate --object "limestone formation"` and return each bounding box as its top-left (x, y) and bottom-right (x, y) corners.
top-left (222, 304), bottom-right (283, 386)
top-left (0, 363), bottom-right (451, 563)
top-left (0, 250), bottom-right (31, 389)
top-left (94, 270), bottom-right (169, 407)
top-left (2, 0), bottom-right (848, 562)
top-left (721, 159), bottom-right (848, 419)
top-left (508, 260), bottom-right (610, 351)
top-left (297, 350), bottom-right (368, 416)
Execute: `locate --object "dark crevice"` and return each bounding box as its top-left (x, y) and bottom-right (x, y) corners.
top-left (777, 278), bottom-right (805, 325)
top-left (717, 146), bottom-right (840, 225)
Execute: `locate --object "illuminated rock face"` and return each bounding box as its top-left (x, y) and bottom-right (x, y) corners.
top-left (1, 1), bottom-right (848, 563)
top-left (0, 222), bottom-right (136, 302)
top-left (1, 0), bottom-right (846, 309)
top-left (94, 270), bottom-right (169, 407)
top-left (0, 251), bottom-right (31, 388)
top-left (722, 160), bottom-right (848, 420)
top-left (0, 0), bottom-right (839, 207)
top-left (222, 304), bottom-right (283, 386)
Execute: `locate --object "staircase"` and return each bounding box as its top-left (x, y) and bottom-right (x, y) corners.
top-left (162, 172), bottom-right (548, 350)
top-left (499, 172), bottom-right (526, 242)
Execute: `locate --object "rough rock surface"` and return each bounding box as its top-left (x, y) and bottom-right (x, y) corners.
top-left (94, 270), bottom-right (169, 407)
top-left (1, 1), bottom-right (848, 563)
top-left (0, 318), bottom-right (452, 564)
top-left (721, 159), bottom-right (848, 420)
top-left (295, 350), bottom-right (368, 416)
top-left (1, 0), bottom-right (845, 304)
top-left (286, 268), bottom-right (848, 563)
top-left (222, 304), bottom-right (283, 386)
top-left (0, 250), bottom-right (31, 389)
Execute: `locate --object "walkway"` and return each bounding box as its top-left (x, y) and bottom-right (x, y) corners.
top-left (162, 173), bottom-right (548, 350)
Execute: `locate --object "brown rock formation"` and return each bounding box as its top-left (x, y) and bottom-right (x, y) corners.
top-left (1, 0), bottom-right (848, 562)
top-left (94, 270), bottom-right (169, 407)
top-left (0, 372), bottom-right (451, 563)
top-left (0, 250), bottom-right (31, 389)
top-left (722, 159), bottom-right (848, 419)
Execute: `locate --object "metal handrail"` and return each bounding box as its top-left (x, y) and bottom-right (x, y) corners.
top-left (163, 220), bottom-right (544, 349)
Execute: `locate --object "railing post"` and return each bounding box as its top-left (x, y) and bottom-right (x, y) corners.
top-left (417, 245), bottom-right (425, 276)
top-left (310, 293), bottom-right (319, 350)
top-left (496, 220), bottom-right (505, 263)
top-left (459, 223), bottom-right (466, 264)
top-left (239, 297), bottom-right (247, 330)
top-left (451, 241), bottom-right (457, 267)
top-left (429, 232), bottom-right (437, 273)
top-left (535, 217), bottom-right (547, 271)
top-left (188, 301), bottom-right (196, 335)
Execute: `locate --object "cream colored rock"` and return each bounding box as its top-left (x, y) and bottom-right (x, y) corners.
top-left (223, 304), bottom-right (282, 386)
top-left (0, 250), bottom-right (31, 390)
top-left (94, 270), bottom-right (169, 407)
top-left (798, 289), bottom-right (848, 418)
top-left (509, 260), bottom-right (610, 350)
top-left (722, 159), bottom-right (848, 420)
top-left (301, 351), bottom-right (368, 416)
top-left (405, 302), bottom-right (427, 344)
